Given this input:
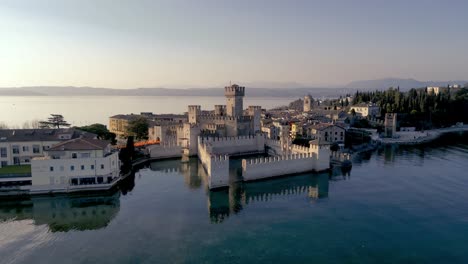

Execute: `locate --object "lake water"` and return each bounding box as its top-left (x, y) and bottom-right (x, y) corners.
top-left (0, 96), bottom-right (295, 127)
top-left (1, 132), bottom-right (468, 263)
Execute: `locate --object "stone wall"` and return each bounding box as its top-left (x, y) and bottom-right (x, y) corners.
top-left (199, 134), bottom-right (265, 155)
top-left (198, 138), bottom-right (229, 189)
top-left (147, 142), bottom-right (182, 159)
top-left (265, 139), bottom-right (283, 155)
top-left (242, 153), bottom-right (322, 181)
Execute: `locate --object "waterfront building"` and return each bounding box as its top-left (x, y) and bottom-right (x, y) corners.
top-left (0, 128), bottom-right (96, 168)
top-left (109, 112), bottom-right (186, 138)
top-left (31, 138), bottom-right (120, 190)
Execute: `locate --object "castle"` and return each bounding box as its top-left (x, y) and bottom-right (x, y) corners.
top-left (147, 84), bottom-right (331, 190)
top-left (149, 84), bottom-right (261, 154)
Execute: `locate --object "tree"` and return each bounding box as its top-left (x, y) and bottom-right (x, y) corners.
top-left (39, 114), bottom-right (71, 129)
top-left (76, 123), bottom-right (117, 145)
top-left (127, 117), bottom-right (149, 140)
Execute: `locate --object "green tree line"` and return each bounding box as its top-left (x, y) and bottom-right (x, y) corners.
top-left (352, 86), bottom-right (468, 128)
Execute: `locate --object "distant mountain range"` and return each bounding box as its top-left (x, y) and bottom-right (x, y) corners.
top-left (345, 78), bottom-right (468, 90)
top-left (0, 78), bottom-right (466, 98)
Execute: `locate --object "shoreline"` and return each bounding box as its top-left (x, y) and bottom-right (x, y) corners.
top-left (378, 125), bottom-right (468, 145)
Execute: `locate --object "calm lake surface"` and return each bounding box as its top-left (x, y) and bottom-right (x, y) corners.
top-left (0, 96), bottom-right (294, 127)
top-left (1, 132), bottom-right (468, 263)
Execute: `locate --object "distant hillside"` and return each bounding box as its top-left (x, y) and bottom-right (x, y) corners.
top-left (345, 78), bottom-right (468, 91)
top-left (0, 86), bottom-right (355, 98)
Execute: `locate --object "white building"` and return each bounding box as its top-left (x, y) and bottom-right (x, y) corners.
top-left (0, 129), bottom-right (96, 168)
top-left (31, 138), bottom-right (120, 190)
top-left (350, 103), bottom-right (380, 118)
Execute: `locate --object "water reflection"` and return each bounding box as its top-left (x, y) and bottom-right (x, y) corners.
top-left (0, 192), bottom-right (120, 232)
top-left (207, 172), bottom-right (332, 224)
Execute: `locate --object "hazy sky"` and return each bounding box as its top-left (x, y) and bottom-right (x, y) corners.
top-left (1, 0), bottom-right (467, 88)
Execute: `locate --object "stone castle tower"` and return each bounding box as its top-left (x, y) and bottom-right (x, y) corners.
top-left (304, 95), bottom-right (312, 112)
top-left (384, 113), bottom-right (397, 138)
top-left (188, 105), bottom-right (201, 124)
top-left (225, 84), bottom-right (245, 117)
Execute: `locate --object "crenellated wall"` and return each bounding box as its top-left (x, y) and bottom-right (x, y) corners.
top-left (198, 138), bottom-right (229, 189)
top-left (241, 152), bottom-right (328, 181)
top-left (147, 142), bottom-right (183, 159)
top-left (199, 134), bottom-right (265, 155)
top-left (265, 139), bottom-right (283, 155)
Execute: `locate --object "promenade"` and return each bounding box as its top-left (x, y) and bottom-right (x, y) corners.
top-left (379, 125), bottom-right (468, 145)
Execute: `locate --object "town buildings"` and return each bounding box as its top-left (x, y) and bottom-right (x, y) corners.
top-left (349, 103), bottom-right (380, 118)
top-left (109, 112), bottom-right (186, 138)
top-left (0, 128), bottom-right (96, 168)
top-left (426, 86), bottom-right (461, 96)
top-left (31, 137), bottom-right (120, 190)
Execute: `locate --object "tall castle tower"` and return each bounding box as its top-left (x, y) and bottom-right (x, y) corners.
top-left (384, 113), bottom-right (397, 138)
top-left (188, 105), bottom-right (201, 124)
top-left (304, 95), bottom-right (312, 112)
top-left (225, 84), bottom-right (245, 117)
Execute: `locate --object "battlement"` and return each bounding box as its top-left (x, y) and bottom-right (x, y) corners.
top-left (248, 105), bottom-right (262, 110)
top-left (224, 84), bottom-right (245, 97)
top-left (241, 151), bottom-right (327, 181)
top-left (197, 114), bottom-right (253, 122)
top-left (200, 134), bottom-right (264, 144)
top-left (291, 144), bottom-right (311, 154)
top-left (210, 154), bottom-right (229, 162)
top-left (265, 139), bottom-right (281, 147)
top-left (245, 153), bottom-right (315, 165)
top-left (188, 105), bottom-right (201, 110)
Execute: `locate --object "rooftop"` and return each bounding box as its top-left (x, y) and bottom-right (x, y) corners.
top-left (48, 138), bottom-right (110, 151)
top-left (0, 128), bottom-right (96, 143)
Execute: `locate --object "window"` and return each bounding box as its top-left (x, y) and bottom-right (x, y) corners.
top-left (335, 132), bottom-right (337, 135)
top-left (12, 145), bottom-right (19, 154)
top-left (81, 165), bottom-right (85, 170)
top-left (100, 164), bottom-right (104, 169)
top-left (72, 153), bottom-right (77, 159)
top-left (80, 153), bottom-right (90, 158)
top-left (22, 146), bottom-right (29, 152)
top-left (50, 166), bottom-right (54, 172)
top-left (13, 157), bottom-right (20, 165)
top-left (70, 165), bottom-right (75, 171)
top-left (0, 147), bottom-right (7, 158)
top-left (1, 161), bottom-right (7, 167)
top-left (33, 145), bottom-right (40, 154)
top-left (340, 132), bottom-right (344, 136)
top-left (91, 165), bottom-right (95, 170)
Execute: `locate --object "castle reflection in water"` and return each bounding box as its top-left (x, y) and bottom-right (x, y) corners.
top-left (147, 157), bottom-right (351, 224)
top-left (0, 158), bottom-right (351, 230)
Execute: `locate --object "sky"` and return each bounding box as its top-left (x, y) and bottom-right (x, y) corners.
top-left (0, 0), bottom-right (467, 89)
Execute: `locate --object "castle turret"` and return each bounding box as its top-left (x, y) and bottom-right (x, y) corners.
top-left (248, 106), bottom-right (262, 134)
top-left (304, 95), bottom-right (312, 112)
top-left (384, 113), bottom-right (397, 138)
top-left (214, 105), bottom-right (226, 116)
top-left (188, 105), bottom-right (201, 124)
top-left (225, 84), bottom-right (245, 117)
